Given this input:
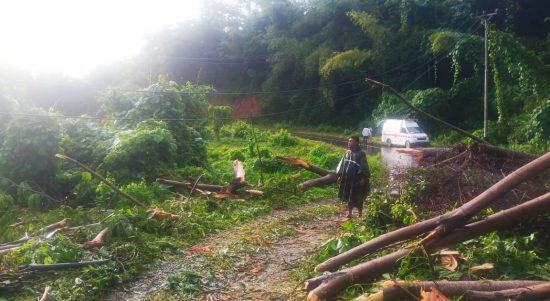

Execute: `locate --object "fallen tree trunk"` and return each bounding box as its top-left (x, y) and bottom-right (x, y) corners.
top-left (306, 191), bottom-right (550, 300)
top-left (465, 282), bottom-right (550, 300)
top-left (275, 156), bottom-right (338, 191)
top-left (56, 154), bottom-right (145, 207)
top-left (275, 156), bottom-right (332, 176)
top-left (357, 281), bottom-right (548, 301)
top-left (298, 173), bottom-right (338, 192)
top-left (157, 160), bottom-right (248, 198)
top-left (25, 259), bottom-right (110, 271)
top-left (315, 152), bottom-right (550, 272)
top-left (156, 179), bottom-right (225, 192)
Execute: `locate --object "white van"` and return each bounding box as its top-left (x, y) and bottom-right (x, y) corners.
top-left (381, 119), bottom-right (429, 148)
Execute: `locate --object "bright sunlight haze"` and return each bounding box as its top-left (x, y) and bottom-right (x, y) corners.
top-left (0, 0), bottom-right (202, 77)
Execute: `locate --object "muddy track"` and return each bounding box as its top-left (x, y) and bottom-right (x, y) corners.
top-left (102, 199), bottom-right (345, 301)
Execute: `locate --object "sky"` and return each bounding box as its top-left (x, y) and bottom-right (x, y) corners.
top-left (0, 0), bottom-right (203, 78)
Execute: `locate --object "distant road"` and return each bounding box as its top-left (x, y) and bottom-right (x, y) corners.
top-left (291, 132), bottom-right (382, 151)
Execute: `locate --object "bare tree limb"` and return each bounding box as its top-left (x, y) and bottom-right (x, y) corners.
top-left (465, 282), bottom-right (550, 300)
top-left (275, 156), bottom-right (332, 176)
top-left (26, 259), bottom-right (110, 271)
top-left (156, 179), bottom-right (225, 192)
top-left (56, 154), bottom-right (145, 207)
top-left (306, 191), bottom-right (550, 300)
top-left (356, 281), bottom-right (548, 301)
top-left (315, 152), bottom-right (550, 272)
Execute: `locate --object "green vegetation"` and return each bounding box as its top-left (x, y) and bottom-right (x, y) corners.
top-left (0, 101), bottom-right (349, 300)
top-left (0, 1), bottom-right (548, 300)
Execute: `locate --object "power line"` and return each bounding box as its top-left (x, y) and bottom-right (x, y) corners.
top-left (0, 88), bottom-right (373, 123)
top-left (104, 77), bottom-right (366, 96)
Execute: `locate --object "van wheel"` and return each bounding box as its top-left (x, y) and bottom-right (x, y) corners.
top-left (405, 141), bottom-right (410, 149)
top-left (386, 139), bottom-right (392, 147)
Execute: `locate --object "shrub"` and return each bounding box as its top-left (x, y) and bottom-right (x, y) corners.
top-left (0, 110), bottom-right (60, 194)
top-left (101, 120), bottom-right (177, 184)
top-left (0, 191), bottom-right (14, 212)
top-left (317, 153), bottom-right (341, 170)
top-left (270, 129), bottom-right (298, 147)
top-left (230, 121), bottom-right (251, 139)
top-left (308, 144), bottom-right (332, 158)
top-left (229, 150), bottom-right (246, 161)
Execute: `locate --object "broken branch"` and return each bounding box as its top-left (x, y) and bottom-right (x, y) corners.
top-left (82, 227), bottom-right (109, 249)
top-left (315, 152), bottom-right (550, 272)
top-left (56, 154), bottom-right (145, 207)
top-left (156, 179), bottom-right (225, 192)
top-left (357, 281), bottom-right (548, 301)
top-left (26, 259), bottom-right (110, 271)
top-left (307, 191), bottom-right (550, 300)
top-left (275, 156), bottom-right (332, 176)
top-left (465, 282), bottom-right (550, 300)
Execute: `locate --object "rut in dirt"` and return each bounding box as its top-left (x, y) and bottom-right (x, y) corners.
top-left (103, 198), bottom-right (345, 301)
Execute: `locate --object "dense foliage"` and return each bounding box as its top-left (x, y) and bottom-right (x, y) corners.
top-left (1, 1), bottom-right (548, 151)
top-left (132, 0), bottom-right (548, 152)
top-left (0, 120), bottom-right (350, 300)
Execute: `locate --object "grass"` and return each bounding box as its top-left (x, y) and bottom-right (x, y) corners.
top-left (0, 126), bottom-right (346, 301)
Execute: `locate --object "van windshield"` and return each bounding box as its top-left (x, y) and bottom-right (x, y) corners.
top-left (407, 126), bottom-right (423, 134)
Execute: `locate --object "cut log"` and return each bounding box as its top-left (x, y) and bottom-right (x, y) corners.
top-left (356, 281), bottom-right (548, 301)
top-left (82, 227), bottom-right (109, 249)
top-left (25, 259), bottom-right (110, 271)
top-left (56, 154), bottom-right (145, 207)
top-left (464, 282), bottom-right (550, 300)
top-left (275, 156), bottom-right (332, 176)
top-left (156, 179), bottom-right (225, 192)
top-left (315, 152), bottom-right (550, 272)
top-left (224, 176), bottom-right (246, 194)
top-left (298, 173), bottom-right (338, 192)
top-left (306, 191), bottom-right (550, 300)
top-left (158, 160), bottom-right (248, 196)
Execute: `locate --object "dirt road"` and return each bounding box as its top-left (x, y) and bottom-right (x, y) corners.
top-left (102, 199), bottom-right (344, 301)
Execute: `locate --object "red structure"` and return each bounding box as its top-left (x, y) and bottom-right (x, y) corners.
top-left (210, 95), bottom-right (261, 119)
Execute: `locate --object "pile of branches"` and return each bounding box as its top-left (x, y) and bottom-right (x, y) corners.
top-left (277, 151), bottom-right (550, 301)
top-left (157, 159), bottom-right (264, 199)
top-left (277, 151), bottom-right (550, 300)
top-left (0, 218), bottom-right (111, 296)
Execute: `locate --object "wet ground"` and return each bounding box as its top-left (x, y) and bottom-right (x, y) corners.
top-left (102, 199), bottom-right (344, 301)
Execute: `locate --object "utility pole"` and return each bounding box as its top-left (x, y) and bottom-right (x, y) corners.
top-left (479, 9), bottom-right (498, 141)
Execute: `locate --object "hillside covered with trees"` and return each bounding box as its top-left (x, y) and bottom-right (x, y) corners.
top-left (2, 0), bottom-right (548, 152)
top-left (0, 1), bottom-right (549, 300)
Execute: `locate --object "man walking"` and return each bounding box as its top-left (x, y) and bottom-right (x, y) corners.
top-left (362, 127), bottom-right (372, 147)
top-left (337, 136), bottom-right (370, 219)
